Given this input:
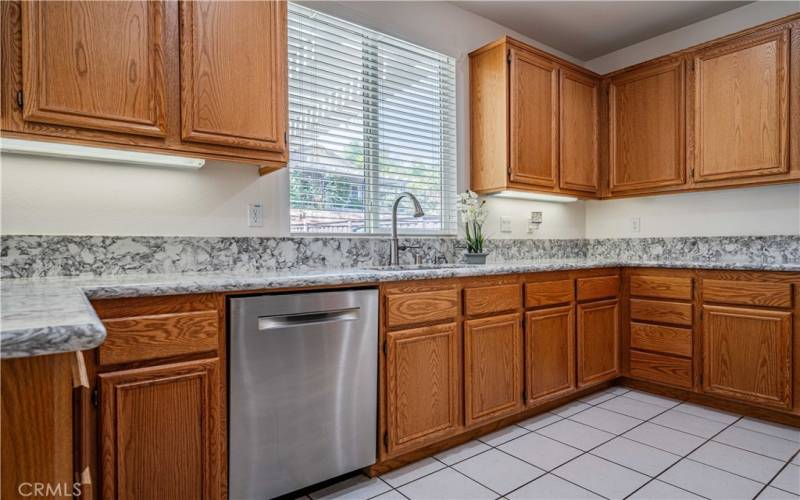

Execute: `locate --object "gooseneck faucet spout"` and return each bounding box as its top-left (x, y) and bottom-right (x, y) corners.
top-left (390, 192), bottom-right (425, 266)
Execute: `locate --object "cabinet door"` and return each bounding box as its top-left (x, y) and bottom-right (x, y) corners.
top-left (464, 313), bottom-right (523, 426)
top-left (559, 69), bottom-right (599, 192)
top-left (526, 305), bottom-right (575, 404)
top-left (703, 305), bottom-right (792, 409)
top-left (99, 358), bottom-right (222, 500)
top-left (609, 60), bottom-right (685, 192)
top-left (385, 323), bottom-right (460, 456)
top-left (692, 28), bottom-right (789, 182)
top-left (180, 0), bottom-right (287, 152)
top-left (577, 299), bottom-right (620, 386)
top-left (21, 1), bottom-right (167, 136)
top-left (509, 48), bottom-right (559, 188)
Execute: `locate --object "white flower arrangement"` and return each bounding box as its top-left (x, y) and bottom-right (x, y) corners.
top-left (458, 190), bottom-right (487, 254)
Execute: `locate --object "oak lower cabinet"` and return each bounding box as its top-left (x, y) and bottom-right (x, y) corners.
top-left (702, 305), bottom-right (793, 409)
top-left (98, 358), bottom-right (222, 500)
top-left (384, 323), bottom-right (461, 457)
top-left (525, 306), bottom-right (576, 404)
top-left (577, 299), bottom-right (620, 386)
top-left (464, 313), bottom-right (523, 426)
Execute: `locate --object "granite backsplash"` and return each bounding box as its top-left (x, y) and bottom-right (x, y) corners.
top-left (2, 234), bottom-right (798, 278)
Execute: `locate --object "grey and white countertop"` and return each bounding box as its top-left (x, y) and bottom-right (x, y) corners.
top-left (3, 257), bottom-right (800, 360)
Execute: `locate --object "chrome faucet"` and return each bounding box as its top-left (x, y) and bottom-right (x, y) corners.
top-left (390, 192), bottom-right (425, 266)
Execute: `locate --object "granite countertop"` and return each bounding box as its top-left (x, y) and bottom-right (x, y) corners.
top-left (3, 258), bottom-right (800, 359)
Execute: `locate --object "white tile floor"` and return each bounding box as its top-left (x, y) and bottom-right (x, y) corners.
top-left (304, 387), bottom-right (800, 500)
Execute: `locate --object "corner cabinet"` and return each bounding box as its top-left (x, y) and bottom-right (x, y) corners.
top-left (470, 37), bottom-right (601, 198)
top-left (470, 14), bottom-right (800, 200)
top-left (1, 0), bottom-right (288, 171)
top-left (608, 59), bottom-right (686, 193)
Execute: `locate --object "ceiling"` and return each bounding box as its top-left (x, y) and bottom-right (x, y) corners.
top-left (452, 1), bottom-right (753, 60)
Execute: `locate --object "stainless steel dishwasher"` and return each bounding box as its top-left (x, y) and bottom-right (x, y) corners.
top-left (229, 289), bottom-right (378, 500)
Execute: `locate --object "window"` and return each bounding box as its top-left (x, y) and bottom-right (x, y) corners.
top-left (288, 3), bottom-right (457, 234)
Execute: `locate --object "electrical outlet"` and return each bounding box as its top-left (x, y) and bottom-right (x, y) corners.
top-left (631, 216), bottom-right (641, 233)
top-left (248, 203), bottom-right (264, 227)
top-left (500, 216), bottom-right (512, 233)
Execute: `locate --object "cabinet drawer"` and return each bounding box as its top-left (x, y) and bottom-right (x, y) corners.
top-left (99, 311), bottom-right (219, 366)
top-left (702, 280), bottom-right (792, 308)
top-left (630, 299), bottom-right (693, 326)
top-left (525, 280), bottom-right (574, 307)
top-left (464, 284), bottom-right (521, 317)
top-left (577, 276), bottom-right (619, 301)
top-left (630, 275), bottom-right (693, 300)
top-left (630, 322), bottom-right (692, 357)
top-left (629, 350), bottom-right (692, 389)
top-left (386, 289), bottom-right (459, 328)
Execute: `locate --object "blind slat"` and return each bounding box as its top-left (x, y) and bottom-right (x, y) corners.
top-left (289, 3), bottom-right (457, 236)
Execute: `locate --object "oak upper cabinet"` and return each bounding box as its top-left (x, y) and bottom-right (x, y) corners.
top-left (509, 48), bottom-right (559, 188)
top-left (702, 305), bottom-right (792, 409)
top-left (21, 1), bottom-right (167, 137)
top-left (2, 0), bottom-right (288, 170)
top-left (608, 59), bottom-right (686, 193)
top-left (384, 323), bottom-right (460, 456)
top-left (560, 69), bottom-right (599, 192)
top-left (99, 358), bottom-right (222, 500)
top-left (525, 305), bottom-right (576, 404)
top-left (179, 0), bottom-right (287, 153)
top-left (464, 313), bottom-right (523, 426)
top-left (577, 299), bottom-right (620, 386)
top-left (690, 27), bottom-right (790, 182)
top-left (470, 37), bottom-right (600, 198)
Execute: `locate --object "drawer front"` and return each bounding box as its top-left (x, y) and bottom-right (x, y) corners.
top-left (577, 276), bottom-right (619, 301)
top-left (629, 350), bottom-right (692, 389)
top-left (630, 275), bottom-right (693, 300)
top-left (386, 289), bottom-right (459, 328)
top-left (630, 322), bottom-right (692, 357)
top-left (99, 311), bottom-right (219, 366)
top-left (525, 280), bottom-right (574, 308)
top-left (630, 299), bottom-right (693, 326)
top-left (703, 280), bottom-right (792, 308)
top-left (464, 284), bottom-right (521, 317)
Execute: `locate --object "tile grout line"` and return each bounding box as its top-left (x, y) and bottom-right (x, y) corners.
top-left (379, 389), bottom-right (796, 500)
top-left (752, 449), bottom-right (800, 499)
top-left (502, 392), bottom-right (685, 499)
top-left (625, 414), bottom-right (745, 499)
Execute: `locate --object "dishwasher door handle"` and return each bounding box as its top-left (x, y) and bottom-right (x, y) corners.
top-left (258, 307), bottom-right (361, 331)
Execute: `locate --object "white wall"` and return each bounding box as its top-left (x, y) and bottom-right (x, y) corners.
top-left (585, 185), bottom-right (800, 239)
top-left (585, 1), bottom-right (800, 74)
top-left (2, 1), bottom-right (799, 239)
top-left (1, 1), bottom-right (586, 238)
top-left (581, 1), bottom-right (800, 238)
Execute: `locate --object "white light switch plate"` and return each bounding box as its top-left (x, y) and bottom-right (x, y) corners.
top-left (500, 216), bottom-right (512, 233)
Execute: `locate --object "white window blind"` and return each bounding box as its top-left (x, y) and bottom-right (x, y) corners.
top-left (288, 3), bottom-right (457, 235)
